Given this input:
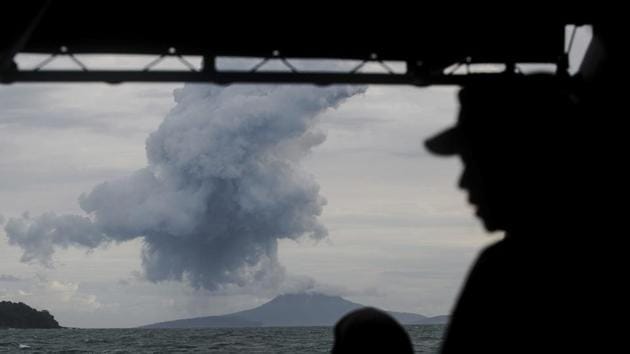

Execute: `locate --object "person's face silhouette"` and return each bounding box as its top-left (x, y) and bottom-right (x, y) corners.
top-left (457, 150), bottom-right (508, 233)
top-left (427, 81), bottom-right (573, 235)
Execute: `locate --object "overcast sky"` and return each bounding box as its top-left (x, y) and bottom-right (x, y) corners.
top-left (0, 27), bottom-right (591, 328)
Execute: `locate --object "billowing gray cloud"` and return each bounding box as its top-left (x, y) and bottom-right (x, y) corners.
top-left (5, 212), bottom-right (107, 266)
top-left (5, 84), bottom-right (365, 291)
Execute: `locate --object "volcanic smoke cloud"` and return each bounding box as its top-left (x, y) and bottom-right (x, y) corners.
top-left (4, 84), bottom-right (364, 290)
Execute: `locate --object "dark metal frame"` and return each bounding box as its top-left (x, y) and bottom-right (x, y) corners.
top-left (0, 2), bottom-right (577, 86)
top-left (1, 49), bottom-right (570, 86)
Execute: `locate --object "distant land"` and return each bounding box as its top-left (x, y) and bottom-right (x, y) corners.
top-left (0, 301), bottom-right (61, 329)
top-left (142, 293), bottom-right (448, 328)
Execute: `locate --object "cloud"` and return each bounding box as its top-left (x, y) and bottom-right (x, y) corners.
top-left (0, 274), bottom-right (21, 282)
top-left (0, 86), bottom-right (105, 132)
top-left (1, 275), bottom-right (103, 316)
top-left (5, 212), bottom-right (108, 266)
top-left (5, 84), bottom-right (365, 292)
top-left (42, 279), bottom-right (101, 309)
top-left (0, 84), bottom-right (175, 137)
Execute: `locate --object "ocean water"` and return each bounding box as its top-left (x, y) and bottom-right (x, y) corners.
top-left (0, 325), bottom-right (445, 353)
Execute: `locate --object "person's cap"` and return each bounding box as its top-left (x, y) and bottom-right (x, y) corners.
top-left (424, 126), bottom-right (460, 156)
top-left (424, 77), bottom-right (571, 158)
top-left (423, 85), bottom-right (481, 157)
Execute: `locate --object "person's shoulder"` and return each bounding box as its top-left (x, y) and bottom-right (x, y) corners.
top-left (474, 238), bottom-right (518, 267)
top-left (479, 238), bottom-right (507, 257)
top-left (476, 236), bottom-right (534, 269)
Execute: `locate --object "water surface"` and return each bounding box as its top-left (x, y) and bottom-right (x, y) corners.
top-left (1, 325), bottom-right (445, 353)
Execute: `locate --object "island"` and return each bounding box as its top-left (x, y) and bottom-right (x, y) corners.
top-left (0, 301), bottom-right (61, 329)
top-left (142, 292), bottom-right (448, 328)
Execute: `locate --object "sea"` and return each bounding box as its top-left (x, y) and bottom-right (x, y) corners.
top-left (0, 325), bottom-right (445, 353)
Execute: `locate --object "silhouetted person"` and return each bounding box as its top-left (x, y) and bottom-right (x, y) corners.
top-left (332, 307), bottom-right (414, 354)
top-left (425, 23), bottom-right (625, 353)
top-left (424, 73), bottom-right (612, 353)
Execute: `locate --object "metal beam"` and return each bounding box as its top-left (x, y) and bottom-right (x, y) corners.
top-left (2, 70), bottom-right (417, 85)
top-left (0, 70), bottom-right (570, 86)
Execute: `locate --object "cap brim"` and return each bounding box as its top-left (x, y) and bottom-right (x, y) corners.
top-left (424, 127), bottom-right (459, 156)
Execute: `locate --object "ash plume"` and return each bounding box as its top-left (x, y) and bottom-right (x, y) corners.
top-left (4, 84), bottom-right (364, 290)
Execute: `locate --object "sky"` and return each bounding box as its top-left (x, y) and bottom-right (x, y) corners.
top-left (0, 27), bottom-right (591, 328)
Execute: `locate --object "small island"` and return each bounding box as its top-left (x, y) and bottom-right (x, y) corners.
top-left (0, 301), bottom-right (61, 329)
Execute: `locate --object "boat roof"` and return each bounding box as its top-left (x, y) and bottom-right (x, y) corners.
top-left (1, 3), bottom-right (592, 85)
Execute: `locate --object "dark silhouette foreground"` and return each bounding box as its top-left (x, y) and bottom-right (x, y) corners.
top-left (426, 77), bottom-right (582, 353)
top-left (332, 307), bottom-right (413, 354)
top-left (426, 24), bottom-right (623, 353)
top-left (330, 23), bottom-right (624, 353)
